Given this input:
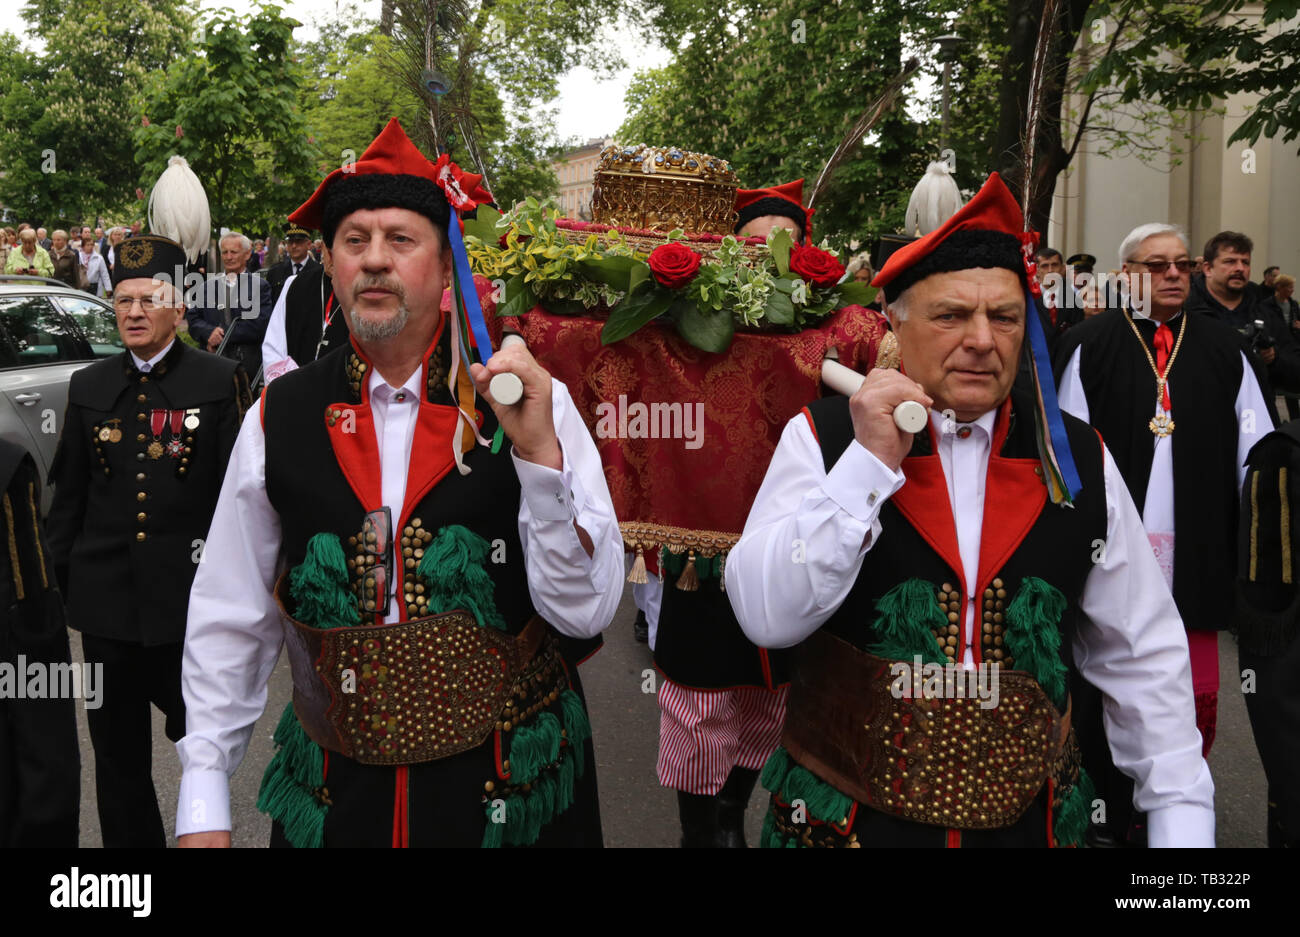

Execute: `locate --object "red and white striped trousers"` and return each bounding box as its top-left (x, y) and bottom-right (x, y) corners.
top-left (656, 678), bottom-right (789, 795)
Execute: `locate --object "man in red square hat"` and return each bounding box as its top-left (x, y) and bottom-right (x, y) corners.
top-left (725, 173), bottom-right (1214, 847)
top-left (734, 179), bottom-right (814, 245)
top-left (174, 119), bottom-right (624, 848)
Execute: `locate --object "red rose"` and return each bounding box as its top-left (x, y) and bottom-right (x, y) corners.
top-left (647, 242), bottom-right (703, 290)
top-left (790, 244), bottom-right (845, 288)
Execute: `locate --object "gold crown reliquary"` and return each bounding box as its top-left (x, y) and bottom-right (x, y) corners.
top-left (591, 145), bottom-right (739, 236)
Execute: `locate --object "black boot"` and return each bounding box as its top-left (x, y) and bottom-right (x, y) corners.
top-left (677, 790), bottom-right (720, 847)
top-left (716, 766), bottom-right (760, 848)
top-left (633, 609), bottom-right (649, 644)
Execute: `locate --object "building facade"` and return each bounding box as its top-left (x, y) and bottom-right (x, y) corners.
top-left (1049, 10), bottom-right (1300, 280)
top-left (553, 138), bottom-right (612, 220)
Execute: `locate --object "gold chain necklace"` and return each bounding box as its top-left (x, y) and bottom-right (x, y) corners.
top-left (1124, 311), bottom-right (1187, 437)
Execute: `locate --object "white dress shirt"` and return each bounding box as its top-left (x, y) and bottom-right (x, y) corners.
top-left (1058, 341), bottom-right (1269, 586)
top-left (174, 370), bottom-right (624, 836)
top-left (260, 272), bottom-right (297, 383)
top-left (724, 404), bottom-right (1216, 847)
top-left (129, 340), bottom-right (175, 372)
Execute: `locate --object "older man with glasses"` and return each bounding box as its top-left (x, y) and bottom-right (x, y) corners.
top-left (1054, 222), bottom-right (1274, 846)
top-left (45, 231), bottom-right (251, 847)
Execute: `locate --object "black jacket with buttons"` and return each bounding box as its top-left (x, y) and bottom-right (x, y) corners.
top-left (45, 341), bottom-right (250, 645)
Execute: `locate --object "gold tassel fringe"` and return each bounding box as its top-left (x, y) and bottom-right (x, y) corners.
top-left (676, 550), bottom-right (699, 592)
top-left (626, 547), bottom-right (648, 584)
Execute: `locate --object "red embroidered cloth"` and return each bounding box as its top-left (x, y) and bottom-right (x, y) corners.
top-left (497, 305), bottom-right (889, 552)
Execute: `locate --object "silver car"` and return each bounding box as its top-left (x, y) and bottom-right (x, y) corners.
top-left (0, 276), bottom-right (123, 511)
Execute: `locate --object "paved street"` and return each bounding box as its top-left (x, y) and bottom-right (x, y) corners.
top-left (71, 591), bottom-right (1264, 847)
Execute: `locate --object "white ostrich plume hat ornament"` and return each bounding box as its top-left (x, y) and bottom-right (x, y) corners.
top-left (147, 155), bottom-right (211, 264)
top-left (905, 161), bottom-right (965, 237)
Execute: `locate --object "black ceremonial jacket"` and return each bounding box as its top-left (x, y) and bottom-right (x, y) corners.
top-left (265, 254), bottom-right (319, 305)
top-left (45, 341), bottom-right (249, 645)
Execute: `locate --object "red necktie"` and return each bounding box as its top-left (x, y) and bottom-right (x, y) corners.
top-left (1048, 301), bottom-right (1057, 327)
top-left (1154, 323), bottom-right (1173, 410)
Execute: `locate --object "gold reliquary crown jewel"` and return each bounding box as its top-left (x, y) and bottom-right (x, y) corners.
top-left (591, 144), bottom-right (740, 236)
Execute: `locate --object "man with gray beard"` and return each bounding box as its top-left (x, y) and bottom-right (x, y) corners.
top-left (176, 119), bottom-right (622, 848)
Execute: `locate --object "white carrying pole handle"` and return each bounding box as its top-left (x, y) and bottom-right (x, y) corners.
top-left (488, 333), bottom-right (527, 406)
top-left (821, 353), bottom-right (928, 433)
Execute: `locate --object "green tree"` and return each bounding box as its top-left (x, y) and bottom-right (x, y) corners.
top-left (621, 0), bottom-right (932, 250)
top-left (933, 0), bottom-right (1300, 231)
top-left (132, 7), bottom-right (322, 237)
top-left (0, 0), bottom-right (192, 225)
top-left (1085, 0), bottom-right (1300, 149)
top-left (380, 1), bottom-right (633, 208)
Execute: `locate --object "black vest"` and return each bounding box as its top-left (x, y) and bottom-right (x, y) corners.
top-left (262, 325), bottom-right (535, 633)
top-left (258, 325), bottom-right (606, 847)
top-left (791, 391), bottom-right (1107, 846)
top-left (1055, 308), bottom-right (1264, 631)
top-left (283, 265), bottom-right (349, 368)
top-left (804, 389), bottom-right (1108, 670)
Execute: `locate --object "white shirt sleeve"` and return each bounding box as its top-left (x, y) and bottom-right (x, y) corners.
top-left (1074, 444), bottom-right (1216, 847)
top-left (261, 273), bottom-right (296, 383)
top-left (724, 412), bottom-right (906, 649)
top-left (175, 413), bottom-right (285, 837)
top-left (1056, 346), bottom-right (1090, 423)
top-left (511, 378), bottom-right (624, 639)
top-left (1235, 350), bottom-right (1272, 494)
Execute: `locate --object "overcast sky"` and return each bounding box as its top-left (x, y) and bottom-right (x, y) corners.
top-left (199, 0), bottom-right (669, 142)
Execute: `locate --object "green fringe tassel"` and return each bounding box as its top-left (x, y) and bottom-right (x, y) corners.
top-left (507, 712), bottom-right (562, 785)
top-left (288, 533), bottom-right (360, 628)
top-left (255, 704), bottom-right (327, 848)
top-left (501, 794), bottom-right (528, 847)
top-left (760, 745), bottom-right (853, 828)
top-left (269, 524), bottom-right (586, 849)
top-left (257, 533), bottom-right (364, 846)
top-left (481, 800), bottom-right (505, 848)
top-left (659, 548), bottom-right (723, 581)
top-left (481, 693), bottom-right (593, 848)
top-left (1053, 767), bottom-right (1095, 848)
top-left (1003, 577), bottom-right (1069, 708)
top-left (867, 579), bottom-right (948, 664)
top-left (418, 525), bottom-right (507, 631)
top-left (560, 688), bottom-right (590, 776)
top-left (557, 748), bottom-right (576, 808)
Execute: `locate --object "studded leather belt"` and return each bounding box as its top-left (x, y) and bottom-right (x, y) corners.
top-left (782, 630), bottom-right (1071, 830)
top-left (274, 574), bottom-right (554, 766)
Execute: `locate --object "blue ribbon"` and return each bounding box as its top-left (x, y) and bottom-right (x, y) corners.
top-left (1024, 287), bottom-right (1082, 501)
top-left (447, 215), bottom-right (495, 364)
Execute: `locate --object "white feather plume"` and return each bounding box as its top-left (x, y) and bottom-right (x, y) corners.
top-left (147, 155), bottom-right (210, 263)
top-left (905, 162), bottom-right (965, 236)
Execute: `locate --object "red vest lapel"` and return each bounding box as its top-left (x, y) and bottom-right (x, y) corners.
top-left (324, 402), bottom-right (382, 512)
top-left (976, 400), bottom-right (1047, 595)
top-left (892, 455), bottom-right (963, 588)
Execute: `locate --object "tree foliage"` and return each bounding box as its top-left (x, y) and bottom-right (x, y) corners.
top-left (621, 0), bottom-right (934, 251)
top-left (300, 0), bottom-right (634, 211)
top-left (132, 7), bottom-right (322, 237)
top-left (1084, 0), bottom-right (1300, 148)
top-left (624, 0), bottom-right (1300, 244)
top-left (0, 0), bottom-right (192, 225)
top-left (933, 0), bottom-right (1300, 231)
